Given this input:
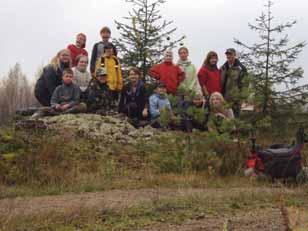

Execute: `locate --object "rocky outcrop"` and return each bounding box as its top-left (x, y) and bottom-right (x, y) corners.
top-left (38, 114), bottom-right (157, 144)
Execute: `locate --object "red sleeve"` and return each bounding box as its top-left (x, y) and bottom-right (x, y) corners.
top-left (148, 64), bottom-right (161, 80)
top-left (83, 49), bottom-right (88, 56)
top-left (197, 66), bottom-right (208, 87)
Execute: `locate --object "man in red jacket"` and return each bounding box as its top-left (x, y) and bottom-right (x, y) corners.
top-left (149, 50), bottom-right (185, 95)
top-left (198, 51), bottom-right (221, 97)
top-left (67, 33), bottom-right (88, 67)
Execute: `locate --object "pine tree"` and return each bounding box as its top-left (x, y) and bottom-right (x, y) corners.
top-left (113, 0), bottom-right (185, 78)
top-left (234, 0), bottom-right (307, 116)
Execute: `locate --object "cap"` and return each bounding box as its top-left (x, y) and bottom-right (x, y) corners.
top-left (96, 68), bottom-right (107, 76)
top-left (225, 48), bottom-right (236, 55)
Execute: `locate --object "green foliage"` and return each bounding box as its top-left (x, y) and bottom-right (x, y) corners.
top-left (113, 0), bottom-right (185, 78)
top-left (235, 0), bottom-right (307, 116)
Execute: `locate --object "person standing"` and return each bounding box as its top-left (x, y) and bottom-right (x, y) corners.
top-left (67, 33), bottom-right (88, 67)
top-left (149, 50), bottom-right (185, 95)
top-left (90, 26), bottom-right (117, 76)
top-left (220, 48), bottom-right (247, 117)
top-left (177, 47), bottom-right (201, 94)
top-left (198, 51), bottom-right (221, 97)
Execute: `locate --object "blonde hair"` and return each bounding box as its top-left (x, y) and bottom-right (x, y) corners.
top-left (210, 92), bottom-right (226, 113)
top-left (50, 49), bottom-right (71, 71)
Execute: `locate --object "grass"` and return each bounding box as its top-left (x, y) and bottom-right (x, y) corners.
top-left (2, 185), bottom-right (308, 231)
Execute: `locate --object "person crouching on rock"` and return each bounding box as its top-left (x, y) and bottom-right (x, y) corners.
top-left (86, 68), bottom-right (116, 115)
top-left (118, 67), bottom-right (149, 128)
top-left (149, 83), bottom-right (174, 128)
top-left (31, 69), bottom-right (87, 119)
top-left (34, 49), bottom-right (72, 106)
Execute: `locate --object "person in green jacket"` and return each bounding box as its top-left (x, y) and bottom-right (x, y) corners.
top-left (177, 47), bottom-right (202, 95)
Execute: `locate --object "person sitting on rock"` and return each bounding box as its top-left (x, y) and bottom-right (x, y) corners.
top-left (149, 50), bottom-right (185, 95)
top-left (95, 43), bottom-right (123, 100)
top-left (207, 92), bottom-right (234, 133)
top-left (118, 67), bottom-right (149, 127)
top-left (180, 93), bottom-right (209, 132)
top-left (32, 69), bottom-right (87, 118)
top-left (72, 55), bottom-right (91, 97)
top-left (86, 68), bottom-right (116, 115)
top-left (67, 33), bottom-right (88, 67)
top-left (34, 49), bottom-right (72, 106)
top-left (149, 82), bottom-right (173, 128)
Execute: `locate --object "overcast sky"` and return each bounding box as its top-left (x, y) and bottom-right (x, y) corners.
top-left (0, 0), bottom-right (307, 84)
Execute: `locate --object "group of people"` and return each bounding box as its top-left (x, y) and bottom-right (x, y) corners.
top-left (32, 26), bottom-right (248, 132)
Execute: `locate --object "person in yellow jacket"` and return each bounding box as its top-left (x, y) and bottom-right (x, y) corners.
top-left (95, 43), bottom-right (123, 100)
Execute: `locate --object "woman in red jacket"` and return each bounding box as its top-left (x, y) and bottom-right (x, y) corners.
top-left (148, 50), bottom-right (185, 95)
top-left (198, 51), bottom-right (221, 97)
top-left (67, 33), bottom-right (88, 67)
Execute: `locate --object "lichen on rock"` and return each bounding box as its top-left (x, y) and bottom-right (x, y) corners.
top-left (40, 114), bottom-right (157, 144)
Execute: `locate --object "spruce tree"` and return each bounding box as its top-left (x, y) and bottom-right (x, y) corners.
top-left (234, 0), bottom-right (307, 116)
top-left (113, 0), bottom-right (185, 78)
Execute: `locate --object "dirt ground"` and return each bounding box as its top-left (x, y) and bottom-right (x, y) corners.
top-left (1, 187), bottom-right (306, 230)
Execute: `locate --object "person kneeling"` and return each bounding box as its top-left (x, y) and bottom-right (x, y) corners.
top-left (149, 83), bottom-right (173, 128)
top-left (86, 68), bottom-right (116, 115)
top-left (32, 69), bottom-right (86, 118)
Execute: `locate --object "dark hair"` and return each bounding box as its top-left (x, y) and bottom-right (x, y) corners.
top-left (156, 82), bottom-right (166, 89)
top-left (128, 67), bottom-right (141, 77)
top-left (178, 46), bottom-right (189, 54)
top-left (203, 51), bottom-right (218, 67)
top-left (100, 26), bottom-right (111, 34)
top-left (62, 68), bottom-right (74, 76)
top-left (76, 55), bottom-right (88, 65)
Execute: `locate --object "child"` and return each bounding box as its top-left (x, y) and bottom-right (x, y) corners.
top-left (95, 43), bottom-right (123, 100)
top-left (90, 26), bottom-right (117, 76)
top-left (32, 69), bottom-right (86, 118)
top-left (72, 55), bottom-right (91, 93)
top-left (67, 33), bottom-right (88, 67)
top-left (118, 67), bottom-right (148, 123)
top-left (149, 50), bottom-right (185, 95)
top-left (35, 49), bottom-right (72, 106)
top-left (86, 68), bottom-right (115, 115)
top-left (149, 83), bottom-right (172, 127)
top-left (198, 51), bottom-right (221, 97)
top-left (177, 47), bottom-right (201, 94)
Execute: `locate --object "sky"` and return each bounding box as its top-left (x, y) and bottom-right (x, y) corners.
top-left (0, 0), bottom-right (307, 84)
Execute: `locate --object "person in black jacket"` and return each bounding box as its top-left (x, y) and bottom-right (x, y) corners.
top-left (220, 48), bottom-right (247, 117)
top-left (90, 26), bottom-right (117, 76)
top-left (118, 67), bottom-right (148, 126)
top-left (34, 49), bottom-right (72, 106)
